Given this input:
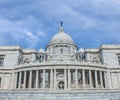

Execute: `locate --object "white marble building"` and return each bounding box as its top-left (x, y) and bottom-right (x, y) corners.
top-left (0, 25), bottom-right (120, 92)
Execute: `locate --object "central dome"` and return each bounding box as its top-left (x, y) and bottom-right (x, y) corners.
top-left (49, 27), bottom-right (74, 45)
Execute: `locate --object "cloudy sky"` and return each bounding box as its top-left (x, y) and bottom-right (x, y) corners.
top-left (0, 0), bottom-right (120, 50)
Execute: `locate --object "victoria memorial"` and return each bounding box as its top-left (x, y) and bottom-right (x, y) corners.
top-left (0, 24), bottom-right (120, 100)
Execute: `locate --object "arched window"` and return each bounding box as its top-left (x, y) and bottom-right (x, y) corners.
top-left (60, 48), bottom-right (63, 54)
top-left (40, 55), bottom-right (42, 60)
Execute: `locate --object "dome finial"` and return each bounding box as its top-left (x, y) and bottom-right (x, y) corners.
top-left (60, 21), bottom-right (63, 27)
top-left (59, 21), bottom-right (64, 32)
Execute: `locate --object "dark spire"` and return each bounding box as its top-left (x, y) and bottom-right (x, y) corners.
top-left (59, 21), bottom-right (64, 32)
top-left (60, 21), bottom-right (63, 27)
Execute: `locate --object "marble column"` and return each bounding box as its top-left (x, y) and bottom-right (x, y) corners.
top-left (54, 69), bottom-right (56, 89)
top-left (44, 55), bottom-right (45, 61)
top-left (107, 70), bottom-right (112, 89)
top-left (118, 72), bottom-right (120, 88)
top-left (95, 70), bottom-right (98, 88)
top-left (50, 69), bottom-right (53, 89)
top-left (10, 72), bottom-right (15, 89)
top-left (82, 69), bottom-right (85, 88)
top-left (104, 72), bottom-right (107, 88)
top-left (15, 72), bottom-right (17, 89)
top-left (43, 69), bottom-right (45, 88)
top-left (29, 71), bottom-right (32, 88)
top-left (75, 69), bottom-right (78, 88)
top-left (68, 69), bottom-right (71, 89)
top-left (64, 69), bottom-right (67, 89)
top-left (1, 73), bottom-right (5, 89)
top-left (89, 70), bottom-right (92, 88)
top-left (100, 71), bottom-right (103, 88)
top-left (24, 71), bottom-right (26, 89)
top-left (77, 55), bottom-right (80, 61)
top-left (18, 72), bottom-right (21, 89)
top-left (36, 70), bottom-right (38, 88)
top-left (41, 55), bottom-right (43, 61)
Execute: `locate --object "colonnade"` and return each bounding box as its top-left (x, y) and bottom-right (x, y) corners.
top-left (15, 68), bottom-right (107, 90)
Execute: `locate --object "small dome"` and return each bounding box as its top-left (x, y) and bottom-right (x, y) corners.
top-left (39, 48), bottom-right (45, 53)
top-left (49, 27), bottom-right (74, 45)
top-left (79, 48), bottom-right (85, 52)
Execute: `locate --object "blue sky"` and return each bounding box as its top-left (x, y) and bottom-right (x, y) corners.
top-left (0, 0), bottom-right (120, 50)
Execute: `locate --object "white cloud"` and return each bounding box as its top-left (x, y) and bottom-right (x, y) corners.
top-left (25, 31), bottom-right (39, 48)
top-left (68, 0), bottom-right (120, 19)
top-left (0, 17), bottom-right (46, 48)
top-left (37, 30), bottom-right (46, 37)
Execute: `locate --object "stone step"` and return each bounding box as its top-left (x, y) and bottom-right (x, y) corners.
top-left (0, 90), bottom-right (120, 100)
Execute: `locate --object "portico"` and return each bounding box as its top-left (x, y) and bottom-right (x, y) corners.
top-left (15, 66), bottom-right (107, 90)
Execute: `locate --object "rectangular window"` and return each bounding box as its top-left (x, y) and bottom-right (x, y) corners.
top-left (118, 57), bottom-right (120, 65)
top-left (0, 57), bottom-right (4, 67)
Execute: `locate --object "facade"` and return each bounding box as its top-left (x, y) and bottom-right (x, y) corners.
top-left (0, 25), bottom-right (120, 100)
